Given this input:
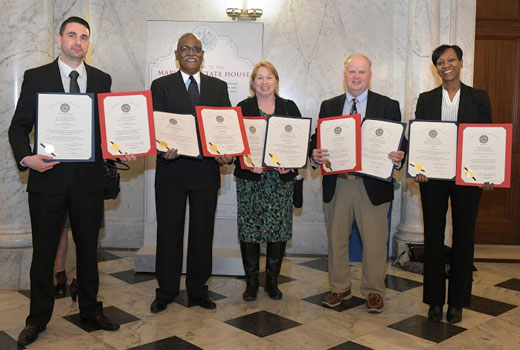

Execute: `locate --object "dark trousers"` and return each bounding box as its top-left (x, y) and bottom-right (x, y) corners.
top-left (155, 187), bottom-right (218, 299)
top-left (420, 180), bottom-right (481, 308)
top-left (27, 177), bottom-right (103, 326)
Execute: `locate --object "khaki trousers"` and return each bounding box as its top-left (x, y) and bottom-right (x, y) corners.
top-left (324, 177), bottom-right (390, 296)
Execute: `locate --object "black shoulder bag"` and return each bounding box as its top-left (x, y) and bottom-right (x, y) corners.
top-left (281, 99), bottom-right (304, 208)
top-left (104, 159), bottom-right (130, 200)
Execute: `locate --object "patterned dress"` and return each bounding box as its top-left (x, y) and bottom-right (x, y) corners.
top-left (236, 110), bottom-right (294, 243)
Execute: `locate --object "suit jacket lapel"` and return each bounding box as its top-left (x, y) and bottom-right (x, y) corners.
top-left (199, 73), bottom-right (209, 105)
top-left (457, 83), bottom-right (471, 123)
top-left (172, 70), bottom-right (191, 104)
top-left (432, 86), bottom-right (442, 120)
top-left (49, 59), bottom-right (65, 92)
top-left (366, 90), bottom-right (375, 117)
top-left (335, 94), bottom-right (347, 116)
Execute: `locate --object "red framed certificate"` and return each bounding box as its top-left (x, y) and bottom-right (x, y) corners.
top-left (196, 106), bottom-right (250, 157)
top-left (239, 116), bottom-right (269, 170)
top-left (456, 123), bottom-right (512, 188)
top-left (98, 90), bottom-right (156, 159)
top-left (317, 114), bottom-right (361, 175)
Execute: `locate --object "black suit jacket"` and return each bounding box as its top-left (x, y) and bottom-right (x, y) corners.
top-left (310, 90), bottom-right (405, 205)
top-left (415, 83), bottom-right (492, 124)
top-left (233, 95), bottom-right (301, 182)
top-left (150, 71), bottom-right (231, 190)
top-left (8, 59), bottom-right (111, 194)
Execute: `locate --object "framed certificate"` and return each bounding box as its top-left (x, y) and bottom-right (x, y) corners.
top-left (239, 116), bottom-right (268, 170)
top-left (456, 123), bottom-right (512, 188)
top-left (196, 106), bottom-right (250, 157)
top-left (407, 120), bottom-right (458, 180)
top-left (36, 93), bottom-right (94, 162)
top-left (98, 90), bottom-right (156, 159)
top-left (154, 112), bottom-right (201, 158)
top-left (317, 114), bottom-right (361, 175)
top-left (262, 115), bottom-right (312, 169)
top-left (358, 118), bottom-right (405, 181)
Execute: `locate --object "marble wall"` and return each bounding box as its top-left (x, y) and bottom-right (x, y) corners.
top-left (0, 0), bottom-right (476, 262)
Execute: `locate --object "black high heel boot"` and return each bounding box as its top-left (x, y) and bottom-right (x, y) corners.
top-left (265, 242), bottom-right (286, 300)
top-left (240, 241), bottom-right (260, 301)
top-left (54, 271), bottom-right (67, 297)
top-left (69, 278), bottom-right (78, 302)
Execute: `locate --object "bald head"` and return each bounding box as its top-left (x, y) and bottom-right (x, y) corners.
top-left (344, 54), bottom-right (372, 69)
top-left (175, 33), bottom-right (204, 75)
top-left (343, 54), bottom-right (372, 97)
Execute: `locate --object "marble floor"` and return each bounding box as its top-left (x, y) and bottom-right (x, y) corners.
top-left (1, 245), bottom-right (520, 350)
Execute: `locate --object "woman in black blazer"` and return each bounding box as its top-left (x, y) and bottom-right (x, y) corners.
top-left (234, 61), bottom-right (301, 301)
top-left (414, 45), bottom-right (493, 324)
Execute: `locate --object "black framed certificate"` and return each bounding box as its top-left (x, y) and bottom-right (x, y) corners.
top-left (36, 93), bottom-right (94, 162)
top-left (407, 120), bottom-right (458, 180)
top-left (262, 115), bottom-right (312, 169)
top-left (154, 112), bottom-right (201, 158)
top-left (358, 118), bottom-right (405, 182)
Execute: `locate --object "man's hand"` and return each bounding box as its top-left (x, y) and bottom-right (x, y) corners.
top-left (162, 148), bottom-right (179, 160)
top-left (312, 148), bottom-right (329, 164)
top-left (216, 155), bottom-right (234, 165)
top-left (413, 174), bottom-right (429, 183)
top-left (388, 150), bottom-right (405, 166)
top-left (23, 154), bottom-right (60, 173)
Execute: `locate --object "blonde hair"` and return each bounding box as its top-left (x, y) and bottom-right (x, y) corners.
top-left (250, 61), bottom-right (279, 96)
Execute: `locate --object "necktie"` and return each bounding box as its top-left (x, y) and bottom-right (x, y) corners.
top-left (188, 75), bottom-right (200, 107)
top-left (350, 98), bottom-right (358, 115)
top-left (69, 70), bottom-right (80, 93)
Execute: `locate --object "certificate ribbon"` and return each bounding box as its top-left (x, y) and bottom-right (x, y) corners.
top-left (463, 167), bottom-right (477, 182)
top-left (325, 161), bottom-right (333, 172)
top-left (40, 142), bottom-right (58, 157)
top-left (244, 154), bottom-right (255, 167)
top-left (208, 142), bottom-right (221, 155)
top-left (110, 141), bottom-right (123, 155)
top-left (410, 162), bottom-right (426, 173)
top-left (268, 153), bottom-right (282, 166)
top-left (156, 139), bottom-right (170, 151)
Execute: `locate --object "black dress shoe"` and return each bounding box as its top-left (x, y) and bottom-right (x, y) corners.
top-left (189, 295), bottom-right (216, 309)
top-left (17, 324), bottom-right (46, 346)
top-left (446, 306), bottom-right (462, 324)
top-left (428, 305), bottom-right (443, 322)
top-left (81, 314), bottom-right (120, 331)
top-left (150, 297), bottom-right (173, 313)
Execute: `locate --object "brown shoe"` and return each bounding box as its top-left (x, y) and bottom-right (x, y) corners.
top-left (365, 292), bottom-right (384, 313)
top-left (322, 290), bottom-right (352, 308)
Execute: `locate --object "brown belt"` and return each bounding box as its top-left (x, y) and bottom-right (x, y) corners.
top-left (337, 173), bottom-right (360, 180)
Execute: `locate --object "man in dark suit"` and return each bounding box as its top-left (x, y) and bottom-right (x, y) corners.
top-left (150, 33), bottom-right (232, 313)
top-left (8, 17), bottom-right (120, 347)
top-left (310, 54), bottom-right (405, 313)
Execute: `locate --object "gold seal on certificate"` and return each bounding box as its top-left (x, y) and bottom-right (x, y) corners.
top-left (98, 90), bottom-right (156, 159)
top-left (358, 118), bottom-right (405, 181)
top-left (240, 117), bottom-right (267, 169)
top-left (196, 106), bottom-right (250, 157)
top-left (262, 116), bottom-right (312, 169)
top-left (36, 93), bottom-right (94, 162)
top-left (317, 114), bottom-right (361, 175)
top-left (154, 112), bottom-right (201, 158)
top-left (407, 120), bottom-right (458, 180)
top-left (456, 124), bottom-right (512, 188)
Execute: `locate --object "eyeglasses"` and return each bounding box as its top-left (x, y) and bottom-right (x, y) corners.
top-left (179, 46), bottom-right (202, 54)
